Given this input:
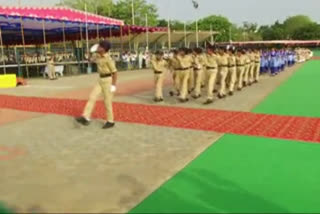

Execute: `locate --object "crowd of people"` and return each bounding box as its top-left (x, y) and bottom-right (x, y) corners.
top-left (150, 46), bottom-right (312, 104)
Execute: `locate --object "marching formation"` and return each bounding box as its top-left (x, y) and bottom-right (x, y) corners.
top-left (151, 46), bottom-right (310, 105)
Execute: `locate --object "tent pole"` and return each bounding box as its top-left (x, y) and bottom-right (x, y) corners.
top-left (62, 21), bottom-right (67, 53)
top-left (129, 27), bottom-right (132, 52)
top-left (85, 3), bottom-right (91, 74)
top-left (96, 24), bottom-right (100, 41)
top-left (146, 14), bottom-right (149, 51)
top-left (184, 21), bottom-right (187, 47)
top-left (20, 16), bottom-right (29, 78)
top-left (120, 25), bottom-right (123, 53)
top-left (0, 26), bottom-right (6, 74)
top-left (42, 19), bottom-right (47, 56)
top-left (167, 19), bottom-right (171, 49)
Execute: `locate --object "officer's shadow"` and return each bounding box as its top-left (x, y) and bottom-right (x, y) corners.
top-left (133, 168), bottom-right (289, 213)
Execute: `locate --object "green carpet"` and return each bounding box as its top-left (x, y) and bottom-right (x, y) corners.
top-left (312, 49), bottom-right (320, 57)
top-left (253, 61), bottom-right (320, 117)
top-left (130, 135), bottom-right (320, 213)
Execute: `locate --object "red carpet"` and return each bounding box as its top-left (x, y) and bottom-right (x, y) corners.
top-left (0, 95), bottom-right (319, 143)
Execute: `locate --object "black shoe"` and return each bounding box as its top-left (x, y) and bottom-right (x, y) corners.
top-left (159, 98), bottom-right (164, 102)
top-left (179, 98), bottom-right (189, 103)
top-left (213, 89), bottom-right (218, 93)
top-left (192, 95), bottom-right (201, 99)
top-left (243, 82), bottom-right (247, 87)
top-left (254, 80), bottom-right (258, 83)
top-left (75, 117), bottom-right (90, 126)
top-left (203, 99), bottom-right (213, 105)
top-left (201, 85), bottom-right (205, 88)
top-left (169, 91), bottom-right (174, 96)
top-left (238, 88), bottom-right (242, 91)
top-left (102, 122), bottom-right (115, 129)
top-left (217, 94), bottom-right (225, 99)
top-left (229, 91), bottom-right (234, 96)
top-left (154, 97), bottom-right (162, 102)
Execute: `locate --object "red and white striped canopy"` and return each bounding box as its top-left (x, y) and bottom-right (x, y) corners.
top-left (0, 6), bottom-right (124, 26)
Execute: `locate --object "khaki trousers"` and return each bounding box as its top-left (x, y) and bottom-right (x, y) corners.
top-left (154, 73), bottom-right (165, 99)
top-left (249, 62), bottom-right (255, 83)
top-left (206, 68), bottom-right (218, 100)
top-left (201, 69), bottom-right (207, 87)
top-left (255, 63), bottom-right (260, 81)
top-left (228, 67), bottom-right (237, 92)
top-left (237, 66), bottom-right (245, 89)
top-left (178, 70), bottom-right (190, 99)
top-left (172, 70), bottom-right (180, 94)
top-left (48, 65), bottom-right (56, 79)
top-left (243, 64), bottom-right (250, 84)
top-left (83, 77), bottom-right (114, 123)
top-left (188, 69), bottom-right (195, 91)
top-left (218, 67), bottom-right (228, 95)
top-left (194, 69), bottom-right (203, 96)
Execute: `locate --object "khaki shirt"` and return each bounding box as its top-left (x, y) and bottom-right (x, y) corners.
top-left (249, 53), bottom-right (255, 63)
top-left (228, 55), bottom-right (236, 66)
top-left (151, 56), bottom-right (168, 73)
top-left (177, 54), bottom-right (193, 69)
top-left (168, 56), bottom-right (181, 70)
top-left (254, 53), bottom-right (261, 63)
top-left (92, 53), bottom-right (117, 75)
top-left (218, 54), bottom-right (229, 66)
top-left (236, 55), bottom-right (246, 66)
top-left (204, 53), bottom-right (218, 68)
top-left (245, 55), bottom-right (251, 64)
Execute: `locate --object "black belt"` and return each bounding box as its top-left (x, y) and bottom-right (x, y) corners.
top-left (194, 68), bottom-right (201, 71)
top-left (206, 66), bottom-right (217, 69)
top-left (229, 65), bottom-right (235, 67)
top-left (100, 73), bottom-right (112, 78)
top-left (237, 65), bottom-right (244, 67)
top-left (154, 71), bottom-right (163, 74)
top-left (255, 61), bottom-right (260, 63)
top-left (220, 65), bottom-right (228, 67)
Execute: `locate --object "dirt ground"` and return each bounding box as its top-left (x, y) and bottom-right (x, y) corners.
top-left (0, 64), bottom-right (302, 213)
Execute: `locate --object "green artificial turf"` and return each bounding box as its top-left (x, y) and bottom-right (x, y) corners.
top-left (253, 61), bottom-right (320, 117)
top-left (312, 49), bottom-right (320, 57)
top-left (130, 135), bottom-right (320, 213)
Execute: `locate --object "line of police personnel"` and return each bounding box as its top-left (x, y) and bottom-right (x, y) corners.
top-left (151, 46), bottom-right (262, 105)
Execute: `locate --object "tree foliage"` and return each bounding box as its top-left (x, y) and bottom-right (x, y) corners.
top-left (59, 0), bottom-right (159, 26)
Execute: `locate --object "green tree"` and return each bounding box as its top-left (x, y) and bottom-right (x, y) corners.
top-left (283, 15), bottom-right (314, 39)
top-left (59, 0), bottom-right (113, 15)
top-left (112, 0), bottom-right (158, 26)
top-left (189, 15), bottom-right (233, 42)
top-left (292, 23), bottom-right (320, 40)
top-left (259, 21), bottom-right (287, 40)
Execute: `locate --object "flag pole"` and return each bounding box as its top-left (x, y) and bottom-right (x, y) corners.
top-left (0, 26), bottom-right (6, 74)
top-left (167, 19), bottom-right (171, 50)
top-left (196, 19), bottom-right (199, 47)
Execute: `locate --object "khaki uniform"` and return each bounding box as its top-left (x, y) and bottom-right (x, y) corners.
top-left (243, 54), bottom-right (251, 85)
top-left (236, 54), bottom-right (246, 89)
top-left (254, 52), bottom-right (261, 82)
top-left (168, 56), bottom-right (181, 95)
top-left (204, 53), bottom-right (218, 100)
top-left (177, 55), bottom-right (192, 100)
top-left (218, 54), bottom-right (229, 96)
top-left (151, 56), bottom-right (168, 99)
top-left (188, 55), bottom-right (195, 92)
top-left (249, 53), bottom-right (255, 83)
top-left (228, 54), bottom-right (237, 92)
top-left (193, 54), bottom-right (205, 97)
top-left (47, 57), bottom-right (56, 79)
top-left (83, 53), bottom-right (117, 123)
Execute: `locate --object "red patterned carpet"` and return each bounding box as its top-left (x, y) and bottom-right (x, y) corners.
top-left (0, 94), bottom-right (319, 143)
